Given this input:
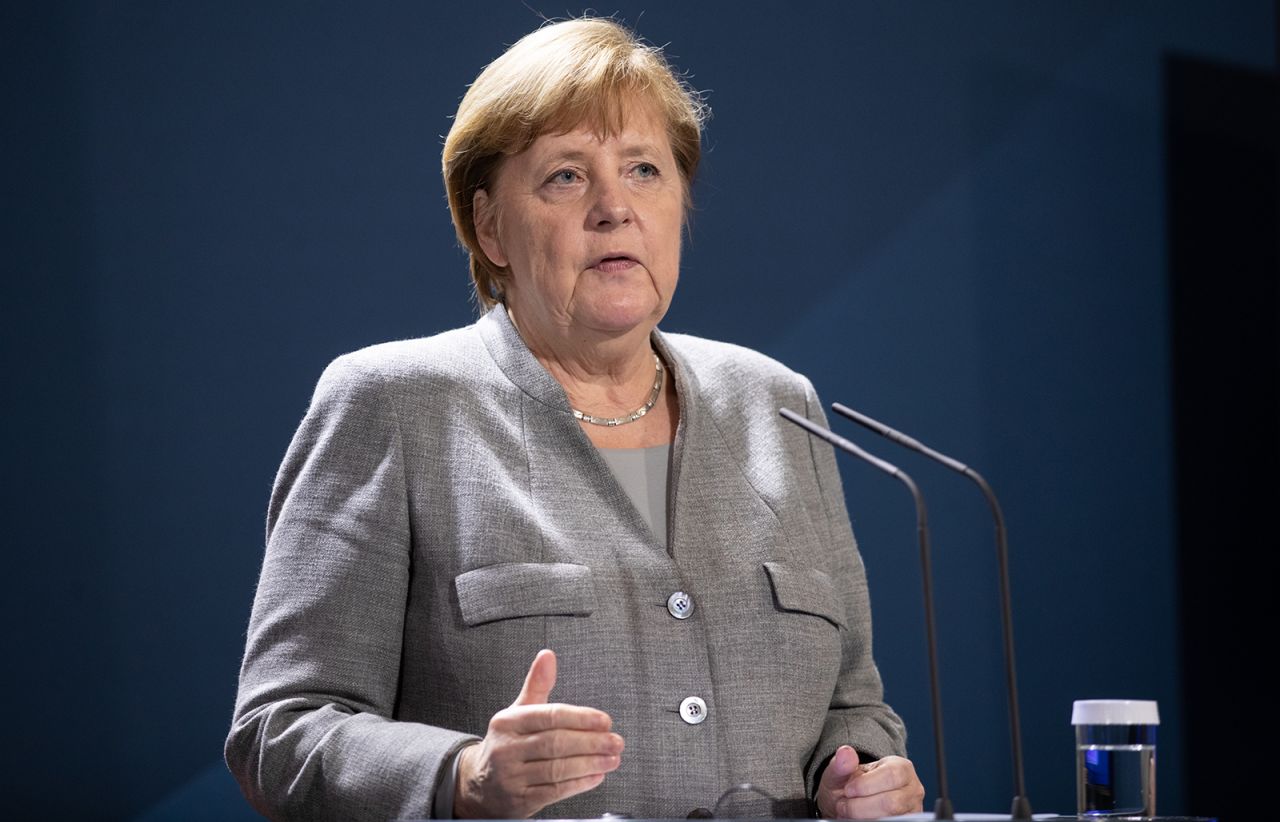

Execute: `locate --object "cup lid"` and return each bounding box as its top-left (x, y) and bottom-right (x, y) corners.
top-left (1071, 699), bottom-right (1159, 725)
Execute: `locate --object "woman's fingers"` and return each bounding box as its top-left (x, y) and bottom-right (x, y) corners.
top-left (481, 746), bottom-right (620, 797)
top-left (512, 648), bottom-right (558, 706)
top-left (836, 787), bottom-right (924, 820)
top-left (819, 746), bottom-right (862, 789)
top-left (496, 702), bottom-right (614, 734)
top-left (455, 650), bottom-right (622, 818)
top-left (841, 756), bottom-right (912, 797)
top-left (522, 750), bottom-right (624, 786)
top-left (816, 750), bottom-right (925, 819)
top-left (508, 727), bottom-right (625, 762)
top-left (485, 725), bottom-right (623, 784)
top-left (519, 771), bottom-right (609, 809)
top-left (836, 756), bottom-right (925, 819)
top-left (816, 746), bottom-right (864, 817)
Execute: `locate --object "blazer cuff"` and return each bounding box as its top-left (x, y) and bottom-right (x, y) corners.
top-left (433, 740), bottom-right (481, 819)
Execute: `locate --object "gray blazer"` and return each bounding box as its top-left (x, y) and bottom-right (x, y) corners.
top-left (226, 306), bottom-right (906, 821)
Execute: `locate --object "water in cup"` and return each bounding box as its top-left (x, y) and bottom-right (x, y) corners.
top-left (1077, 739), bottom-right (1156, 816)
top-left (1072, 699), bottom-right (1158, 817)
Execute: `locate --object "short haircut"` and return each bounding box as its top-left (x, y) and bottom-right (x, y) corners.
top-left (442, 18), bottom-right (708, 310)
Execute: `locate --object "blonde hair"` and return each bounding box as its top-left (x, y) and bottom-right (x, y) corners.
top-left (442, 18), bottom-right (708, 310)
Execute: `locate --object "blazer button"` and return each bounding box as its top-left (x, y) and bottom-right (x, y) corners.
top-left (679, 696), bottom-right (707, 724)
top-left (667, 591), bottom-right (694, 619)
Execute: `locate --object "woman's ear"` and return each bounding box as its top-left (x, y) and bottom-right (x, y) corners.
top-left (473, 188), bottom-right (508, 269)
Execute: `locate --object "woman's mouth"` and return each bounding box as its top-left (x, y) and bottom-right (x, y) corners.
top-left (592, 255), bottom-right (637, 273)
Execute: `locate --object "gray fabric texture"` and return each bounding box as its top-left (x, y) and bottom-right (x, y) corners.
top-left (225, 305), bottom-right (907, 821)
top-left (597, 444), bottom-right (670, 549)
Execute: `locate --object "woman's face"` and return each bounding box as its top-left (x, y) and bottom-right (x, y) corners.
top-left (474, 106), bottom-right (684, 345)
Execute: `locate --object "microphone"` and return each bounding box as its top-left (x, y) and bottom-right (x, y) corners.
top-left (830, 402), bottom-right (1032, 820)
top-left (779, 407), bottom-right (954, 821)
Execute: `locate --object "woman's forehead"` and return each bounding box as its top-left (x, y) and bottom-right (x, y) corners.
top-left (535, 113), bottom-right (671, 155)
top-left (527, 92), bottom-right (670, 148)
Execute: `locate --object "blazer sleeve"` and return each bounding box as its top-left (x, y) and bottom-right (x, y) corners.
top-left (798, 376), bottom-right (909, 801)
top-left (225, 355), bottom-right (479, 822)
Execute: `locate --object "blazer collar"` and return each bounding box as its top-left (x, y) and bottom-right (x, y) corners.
top-left (478, 304), bottom-right (569, 411)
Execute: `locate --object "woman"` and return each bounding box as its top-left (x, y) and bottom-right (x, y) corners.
top-left (227, 18), bottom-right (924, 821)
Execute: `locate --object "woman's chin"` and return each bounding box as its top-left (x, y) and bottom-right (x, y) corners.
top-left (573, 299), bottom-right (666, 337)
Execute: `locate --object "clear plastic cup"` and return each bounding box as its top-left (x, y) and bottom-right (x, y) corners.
top-left (1072, 699), bottom-right (1158, 817)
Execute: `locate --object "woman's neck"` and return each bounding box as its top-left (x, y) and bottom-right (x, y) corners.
top-left (506, 304), bottom-right (659, 416)
top-left (505, 303), bottom-right (678, 448)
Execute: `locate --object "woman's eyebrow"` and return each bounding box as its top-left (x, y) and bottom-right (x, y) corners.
top-left (526, 147), bottom-right (590, 171)
top-left (620, 145), bottom-right (665, 159)
top-left (538, 141), bottom-right (667, 166)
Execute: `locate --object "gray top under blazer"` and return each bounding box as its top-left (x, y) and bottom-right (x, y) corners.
top-left (226, 305), bottom-right (907, 821)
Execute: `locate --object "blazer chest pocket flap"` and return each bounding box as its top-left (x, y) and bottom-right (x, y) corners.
top-left (455, 562), bottom-right (597, 627)
top-left (763, 561), bottom-right (848, 631)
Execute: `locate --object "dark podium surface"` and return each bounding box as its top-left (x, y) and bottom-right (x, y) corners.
top-left (404, 809), bottom-right (1213, 814)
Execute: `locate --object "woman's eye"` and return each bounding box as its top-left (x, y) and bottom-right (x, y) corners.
top-left (633, 162), bottom-right (659, 179)
top-left (548, 169), bottom-right (579, 185)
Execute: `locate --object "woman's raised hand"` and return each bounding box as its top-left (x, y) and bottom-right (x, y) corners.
top-left (454, 649), bottom-right (625, 818)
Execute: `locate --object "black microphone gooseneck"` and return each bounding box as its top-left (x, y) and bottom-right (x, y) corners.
top-left (830, 402), bottom-right (1031, 820)
top-left (779, 408), bottom-right (954, 821)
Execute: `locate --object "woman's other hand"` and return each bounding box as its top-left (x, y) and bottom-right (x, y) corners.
top-left (454, 649), bottom-right (624, 819)
top-left (816, 745), bottom-right (925, 819)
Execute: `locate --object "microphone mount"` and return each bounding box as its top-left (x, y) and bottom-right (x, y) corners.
top-left (780, 407), bottom-right (954, 821)
top-left (831, 402), bottom-right (1032, 820)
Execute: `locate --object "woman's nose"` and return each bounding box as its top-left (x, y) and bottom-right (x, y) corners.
top-left (587, 178), bottom-right (632, 228)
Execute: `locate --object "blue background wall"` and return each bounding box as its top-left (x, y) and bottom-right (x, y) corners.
top-left (4, 2), bottom-right (1275, 819)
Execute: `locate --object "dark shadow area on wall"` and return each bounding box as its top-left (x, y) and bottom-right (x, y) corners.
top-left (1, 4), bottom-right (120, 815)
top-left (1165, 53), bottom-right (1278, 822)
